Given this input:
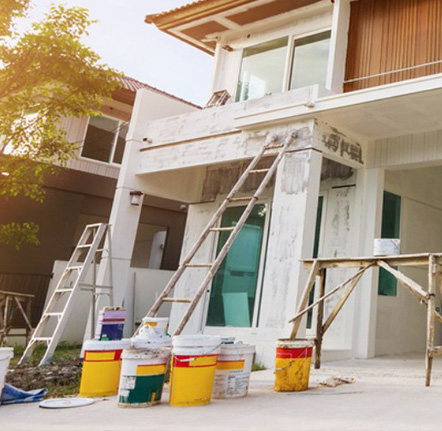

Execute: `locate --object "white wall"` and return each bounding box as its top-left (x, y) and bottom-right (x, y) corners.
top-left (45, 261), bottom-right (174, 343)
top-left (375, 167), bottom-right (442, 355)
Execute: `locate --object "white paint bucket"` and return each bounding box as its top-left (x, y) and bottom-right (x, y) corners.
top-left (0, 347), bottom-right (13, 396)
top-left (169, 335), bottom-right (221, 406)
top-left (118, 346), bottom-right (171, 408)
top-left (220, 336), bottom-right (235, 345)
top-left (373, 238), bottom-right (400, 256)
top-left (212, 343), bottom-right (255, 399)
top-left (139, 317), bottom-right (169, 339)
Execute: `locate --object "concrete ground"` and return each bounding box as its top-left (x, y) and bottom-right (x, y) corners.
top-left (3, 354), bottom-right (442, 431)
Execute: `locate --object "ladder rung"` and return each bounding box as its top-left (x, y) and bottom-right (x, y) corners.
top-left (56, 289), bottom-right (73, 293)
top-left (228, 196), bottom-right (255, 202)
top-left (163, 298), bottom-right (192, 303)
top-left (66, 266), bottom-right (83, 271)
top-left (185, 263), bottom-right (213, 268)
top-left (250, 168), bottom-right (270, 174)
top-left (265, 144), bottom-right (284, 150)
top-left (33, 337), bottom-right (51, 342)
top-left (209, 227), bottom-right (235, 232)
top-left (44, 312), bottom-right (62, 318)
top-left (76, 244), bottom-right (92, 249)
top-left (80, 284), bottom-right (112, 289)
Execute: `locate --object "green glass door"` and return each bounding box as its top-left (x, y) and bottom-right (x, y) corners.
top-left (206, 204), bottom-right (266, 327)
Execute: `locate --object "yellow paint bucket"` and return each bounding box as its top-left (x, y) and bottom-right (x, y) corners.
top-left (79, 339), bottom-right (130, 397)
top-left (169, 335), bottom-right (221, 407)
top-left (274, 339), bottom-right (314, 392)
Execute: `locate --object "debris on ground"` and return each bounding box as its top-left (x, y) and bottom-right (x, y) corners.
top-left (1, 383), bottom-right (47, 405)
top-left (319, 376), bottom-right (356, 388)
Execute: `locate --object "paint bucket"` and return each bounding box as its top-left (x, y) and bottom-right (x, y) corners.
top-left (139, 317), bottom-right (169, 339)
top-left (79, 339), bottom-right (130, 397)
top-left (373, 238), bottom-right (400, 256)
top-left (118, 344), bottom-right (171, 408)
top-left (95, 307), bottom-right (126, 341)
top-left (212, 343), bottom-right (255, 399)
top-left (274, 339), bottom-right (314, 392)
top-left (169, 335), bottom-right (221, 407)
top-left (0, 347), bottom-right (13, 396)
top-left (220, 336), bottom-right (235, 345)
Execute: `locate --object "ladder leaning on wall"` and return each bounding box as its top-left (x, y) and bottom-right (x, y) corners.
top-left (19, 223), bottom-right (114, 366)
top-left (134, 130), bottom-right (298, 338)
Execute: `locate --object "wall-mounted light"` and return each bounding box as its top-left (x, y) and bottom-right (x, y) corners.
top-left (129, 190), bottom-right (143, 206)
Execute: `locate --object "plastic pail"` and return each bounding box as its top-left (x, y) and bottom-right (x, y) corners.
top-left (0, 347), bottom-right (13, 396)
top-left (139, 317), bottom-right (169, 339)
top-left (274, 339), bottom-right (314, 392)
top-left (118, 346), bottom-right (171, 407)
top-left (169, 335), bottom-right (221, 407)
top-left (213, 343), bottom-right (255, 399)
top-left (79, 339), bottom-right (130, 397)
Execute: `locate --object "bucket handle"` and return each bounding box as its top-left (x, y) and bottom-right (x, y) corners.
top-left (173, 343), bottom-right (222, 362)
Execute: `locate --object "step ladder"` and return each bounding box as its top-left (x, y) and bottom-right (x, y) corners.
top-left (19, 223), bottom-right (113, 366)
top-left (135, 131), bottom-right (297, 337)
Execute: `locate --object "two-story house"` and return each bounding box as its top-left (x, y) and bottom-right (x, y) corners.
top-left (105, 0), bottom-right (442, 366)
top-left (0, 76), bottom-right (198, 340)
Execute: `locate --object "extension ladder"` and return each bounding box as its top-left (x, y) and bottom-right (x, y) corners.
top-left (135, 131), bottom-right (297, 337)
top-left (19, 223), bottom-right (113, 366)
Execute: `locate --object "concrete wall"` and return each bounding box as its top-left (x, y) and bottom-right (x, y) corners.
top-left (44, 261), bottom-right (174, 343)
top-left (375, 167), bottom-right (442, 356)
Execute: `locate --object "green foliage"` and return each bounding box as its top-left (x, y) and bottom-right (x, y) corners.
top-left (252, 362), bottom-right (266, 372)
top-left (0, 221), bottom-right (40, 250)
top-left (0, 1), bottom-right (121, 248)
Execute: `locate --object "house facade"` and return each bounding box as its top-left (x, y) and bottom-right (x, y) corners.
top-left (0, 76), bottom-right (198, 335)
top-left (108, 0), bottom-right (442, 366)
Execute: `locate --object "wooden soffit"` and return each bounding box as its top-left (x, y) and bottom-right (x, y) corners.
top-left (146, 0), bottom-right (322, 55)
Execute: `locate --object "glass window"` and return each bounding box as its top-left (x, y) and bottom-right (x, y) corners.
top-left (206, 204), bottom-right (267, 327)
top-left (81, 116), bottom-right (128, 164)
top-left (289, 31), bottom-right (331, 90)
top-left (378, 191), bottom-right (401, 296)
top-left (236, 38), bottom-right (288, 102)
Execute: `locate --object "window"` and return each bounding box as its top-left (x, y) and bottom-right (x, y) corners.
top-left (378, 191), bottom-right (401, 296)
top-left (81, 116), bottom-right (128, 164)
top-left (236, 31), bottom-right (331, 102)
top-left (206, 204), bottom-right (267, 327)
top-left (236, 38), bottom-right (288, 102)
top-left (290, 31), bottom-right (331, 90)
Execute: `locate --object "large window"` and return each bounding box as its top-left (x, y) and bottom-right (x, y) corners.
top-left (378, 191), bottom-right (401, 296)
top-left (206, 204), bottom-right (267, 327)
top-left (236, 38), bottom-right (288, 102)
top-left (236, 31), bottom-right (331, 102)
top-left (81, 116), bottom-right (128, 164)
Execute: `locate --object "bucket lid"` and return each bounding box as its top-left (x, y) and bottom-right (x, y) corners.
top-left (220, 343), bottom-right (256, 354)
top-left (40, 397), bottom-right (95, 409)
top-left (276, 339), bottom-right (315, 349)
top-left (142, 317), bottom-right (169, 323)
top-left (172, 335), bottom-right (222, 348)
top-left (83, 338), bottom-right (131, 351)
top-left (131, 336), bottom-right (172, 349)
top-left (0, 347), bottom-right (14, 360)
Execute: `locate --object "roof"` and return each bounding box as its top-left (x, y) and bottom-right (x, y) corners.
top-left (115, 75), bottom-right (201, 109)
top-left (146, 0), bottom-right (324, 54)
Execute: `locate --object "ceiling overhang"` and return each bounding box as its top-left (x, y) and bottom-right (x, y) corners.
top-left (146, 0), bottom-right (323, 55)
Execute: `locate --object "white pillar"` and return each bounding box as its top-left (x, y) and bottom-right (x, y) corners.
top-left (326, 0), bottom-right (351, 93)
top-left (258, 148), bottom-right (323, 345)
top-left (353, 167), bottom-right (385, 358)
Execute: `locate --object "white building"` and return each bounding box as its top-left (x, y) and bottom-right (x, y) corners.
top-left (106, 0), bottom-right (442, 366)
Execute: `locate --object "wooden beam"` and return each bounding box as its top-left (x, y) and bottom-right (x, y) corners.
top-left (322, 264), bottom-right (374, 334)
top-left (314, 269), bottom-right (326, 369)
top-left (289, 260), bottom-right (320, 340)
top-left (426, 255), bottom-right (437, 386)
top-left (377, 260), bottom-right (429, 303)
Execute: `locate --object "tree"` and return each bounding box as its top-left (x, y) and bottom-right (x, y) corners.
top-left (0, 1), bottom-right (120, 249)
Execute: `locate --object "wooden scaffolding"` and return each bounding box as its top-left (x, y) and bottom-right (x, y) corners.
top-left (289, 253), bottom-right (442, 386)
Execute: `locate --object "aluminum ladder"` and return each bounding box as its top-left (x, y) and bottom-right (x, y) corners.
top-left (19, 223), bottom-right (113, 365)
top-left (136, 131), bottom-right (297, 337)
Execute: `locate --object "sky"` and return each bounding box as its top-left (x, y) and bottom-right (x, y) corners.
top-left (23, 1), bottom-right (213, 106)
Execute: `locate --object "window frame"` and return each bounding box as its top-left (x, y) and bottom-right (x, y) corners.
top-left (80, 114), bottom-right (129, 166)
top-left (234, 27), bottom-right (332, 102)
top-left (201, 198), bottom-right (272, 331)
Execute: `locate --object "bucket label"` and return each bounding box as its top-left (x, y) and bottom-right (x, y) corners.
top-left (213, 370), bottom-right (250, 398)
top-left (136, 364), bottom-right (167, 376)
top-left (173, 355), bottom-right (217, 368)
top-left (84, 350), bottom-right (121, 362)
top-left (120, 376), bottom-right (136, 390)
top-left (145, 322), bottom-right (158, 327)
top-left (216, 360), bottom-right (244, 371)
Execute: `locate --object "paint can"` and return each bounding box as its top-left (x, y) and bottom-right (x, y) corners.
top-left (169, 335), bottom-right (221, 407)
top-left (274, 339), bottom-right (314, 392)
top-left (95, 307), bottom-right (126, 341)
top-left (373, 238), bottom-right (400, 256)
top-left (220, 336), bottom-right (235, 345)
top-left (118, 344), bottom-right (171, 408)
top-left (139, 317), bottom-right (169, 339)
top-left (212, 343), bottom-right (255, 399)
top-left (0, 347), bottom-right (13, 396)
top-left (79, 339), bottom-right (130, 397)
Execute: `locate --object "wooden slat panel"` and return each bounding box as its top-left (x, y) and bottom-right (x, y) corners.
top-left (344, 0), bottom-right (442, 92)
